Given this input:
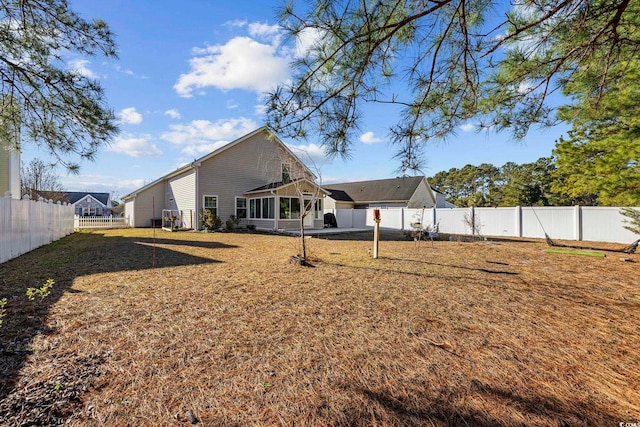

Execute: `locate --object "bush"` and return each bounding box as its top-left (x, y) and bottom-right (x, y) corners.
top-left (200, 209), bottom-right (222, 231)
top-left (225, 215), bottom-right (241, 231)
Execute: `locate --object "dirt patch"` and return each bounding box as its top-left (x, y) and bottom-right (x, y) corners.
top-left (1, 229), bottom-right (638, 426)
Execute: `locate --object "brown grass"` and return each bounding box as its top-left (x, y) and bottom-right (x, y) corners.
top-left (0, 228), bottom-right (639, 426)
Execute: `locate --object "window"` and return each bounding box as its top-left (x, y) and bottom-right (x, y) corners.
top-left (282, 163), bottom-right (291, 183)
top-left (280, 197), bottom-right (301, 219)
top-left (314, 198), bottom-right (323, 220)
top-left (262, 197), bottom-right (275, 219)
top-left (235, 197), bottom-right (247, 219)
top-left (203, 195), bottom-right (218, 217)
top-left (249, 197), bottom-right (275, 219)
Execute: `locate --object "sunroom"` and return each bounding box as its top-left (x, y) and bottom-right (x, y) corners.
top-left (243, 178), bottom-right (329, 231)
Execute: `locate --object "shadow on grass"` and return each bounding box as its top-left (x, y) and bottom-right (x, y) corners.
top-left (0, 231), bottom-right (236, 424)
top-left (335, 380), bottom-right (620, 426)
top-left (323, 256), bottom-right (518, 279)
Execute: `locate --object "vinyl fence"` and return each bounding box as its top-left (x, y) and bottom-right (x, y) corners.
top-left (327, 206), bottom-right (639, 244)
top-left (0, 193), bottom-right (75, 264)
top-left (74, 215), bottom-right (129, 230)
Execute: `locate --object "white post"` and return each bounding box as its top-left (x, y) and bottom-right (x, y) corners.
top-left (373, 208), bottom-right (381, 259)
top-left (575, 205), bottom-right (582, 241)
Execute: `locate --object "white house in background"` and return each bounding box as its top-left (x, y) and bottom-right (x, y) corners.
top-left (432, 188), bottom-right (457, 208)
top-left (323, 176), bottom-right (438, 210)
top-left (0, 138), bottom-right (20, 199)
top-left (122, 127), bottom-right (328, 230)
top-left (35, 191), bottom-right (112, 216)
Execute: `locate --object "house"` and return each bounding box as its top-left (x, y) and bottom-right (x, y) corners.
top-left (0, 136), bottom-right (20, 199)
top-left (121, 127), bottom-right (327, 230)
top-left (37, 191), bottom-right (112, 216)
top-left (67, 192), bottom-right (112, 216)
top-left (432, 188), bottom-right (457, 208)
top-left (323, 176), bottom-right (438, 210)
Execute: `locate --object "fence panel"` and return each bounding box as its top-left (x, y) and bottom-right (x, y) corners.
top-left (475, 207), bottom-right (519, 237)
top-left (334, 209), bottom-right (354, 228)
top-left (521, 207), bottom-right (576, 240)
top-left (0, 195), bottom-right (75, 264)
top-left (74, 216), bottom-right (129, 230)
top-left (582, 207), bottom-right (638, 243)
top-left (366, 207), bottom-right (404, 229)
top-left (325, 205), bottom-right (639, 244)
top-left (436, 208), bottom-right (472, 235)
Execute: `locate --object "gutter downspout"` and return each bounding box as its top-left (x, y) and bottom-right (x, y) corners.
top-left (193, 161), bottom-right (201, 230)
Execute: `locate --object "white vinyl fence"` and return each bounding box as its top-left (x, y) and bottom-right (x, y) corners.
top-left (0, 193), bottom-right (75, 264)
top-left (326, 206), bottom-right (639, 244)
top-left (74, 215), bottom-right (129, 230)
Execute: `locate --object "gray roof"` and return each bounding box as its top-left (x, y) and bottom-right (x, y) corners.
top-left (36, 191), bottom-right (110, 205)
top-left (324, 176), bottom-right (424, 203)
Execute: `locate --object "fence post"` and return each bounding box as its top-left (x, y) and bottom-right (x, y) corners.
top-left (575, 205), bottom-right (582, 241)
top-left (470, 206), bottom-right (476, 236)
top-left (433, 206), bottom-right (437, 230)
top-left (516, 206), bottom-right (522, 237)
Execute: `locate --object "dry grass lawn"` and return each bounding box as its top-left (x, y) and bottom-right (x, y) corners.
top-left (0, 228), bottom-right (639, 426)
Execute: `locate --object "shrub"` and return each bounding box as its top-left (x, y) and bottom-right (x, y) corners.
top-left (226, 215), bottom-right (241, 231)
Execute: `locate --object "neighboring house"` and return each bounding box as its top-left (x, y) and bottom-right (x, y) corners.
top-left (0, 139), bottom-right (20, 199)
top-left (121, 127), bottom-right (327, 230)
top-left (37, 191), bottom-right (112, 216)
top-left (324, 176), bottom-right (438, 210)
top-left (68, 192), bottom-right (112, 216)
top-left (432, 188), bottom-right (457, 208)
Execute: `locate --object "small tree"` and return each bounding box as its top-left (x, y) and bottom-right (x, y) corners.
top-left (265, 138), bottom-right (325, 262)
top-left (21, 158), bottom-right (66, 201)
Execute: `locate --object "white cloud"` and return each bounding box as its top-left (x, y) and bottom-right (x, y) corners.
top-left (61, 174), bottom-right (146, 194)
top-left (164, 109), bottom-right (181, 119)
top-left (460, 123), bottom-right (476, 132)
top-left (180, 141), bottom-right (231, 157)
top-left (224, 19), bottom-right (247, 29)
top-left (248, 22), bottom-right (282, 47)
top-left (161, 117), bottom-right (257, 155)
top-left (294, 27), bottom-right (325, 58)
top-left (226, 99), bottom-right (239, 109)
top-left (360, 131), bottom-right (384, 144)
top-left (68, 59), bottom-right (97, 78)
top-left (174, 36), bottom-right (290, 97)
top-left (107, 134), bottom-right (162, 157)
top-left (118, 107), bottom-right (143, 125)
top-left (287, 142), bottom-right (330, 167)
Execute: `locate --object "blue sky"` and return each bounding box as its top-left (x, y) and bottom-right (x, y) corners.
top-left (21, 0), bottom-right (570, 199)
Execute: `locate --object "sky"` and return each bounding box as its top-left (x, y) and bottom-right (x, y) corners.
top-left (20, 0), bottom-right (571, 200)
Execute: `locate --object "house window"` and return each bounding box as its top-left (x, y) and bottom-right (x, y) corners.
top-left (262, 197), bottom-right (275, 219)
top-left (279, 197), bottom-right (301, 219)
top-left (282, 164), bottom-right (291, 183)
top-left (249, 197), bottom-right (275, 219)
top-left (203, 195), bottom-right (218, 217)
top-left (235, 197), bottom-right (247, 219)
top-left (81, 207), bottom-right (97, 217)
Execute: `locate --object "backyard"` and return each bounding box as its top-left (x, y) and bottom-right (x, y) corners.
top-left (0, 228), bottom-right (638, 426)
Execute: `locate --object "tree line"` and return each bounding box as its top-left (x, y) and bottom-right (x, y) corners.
top-left (428, 154), bottom-right (632, 208)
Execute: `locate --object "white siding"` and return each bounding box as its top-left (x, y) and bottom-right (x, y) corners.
top-left (131, 181), bottom-right (165, 227)
top-left (168, 169), bottom-right (196, 229)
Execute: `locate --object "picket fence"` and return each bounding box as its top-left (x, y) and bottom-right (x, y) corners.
top-left (74, 215), bottom-right (129, 230)
top-left (0, 193), bottom-right (75, 264)
top-left (328, 206), bottom-right (639, 244)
